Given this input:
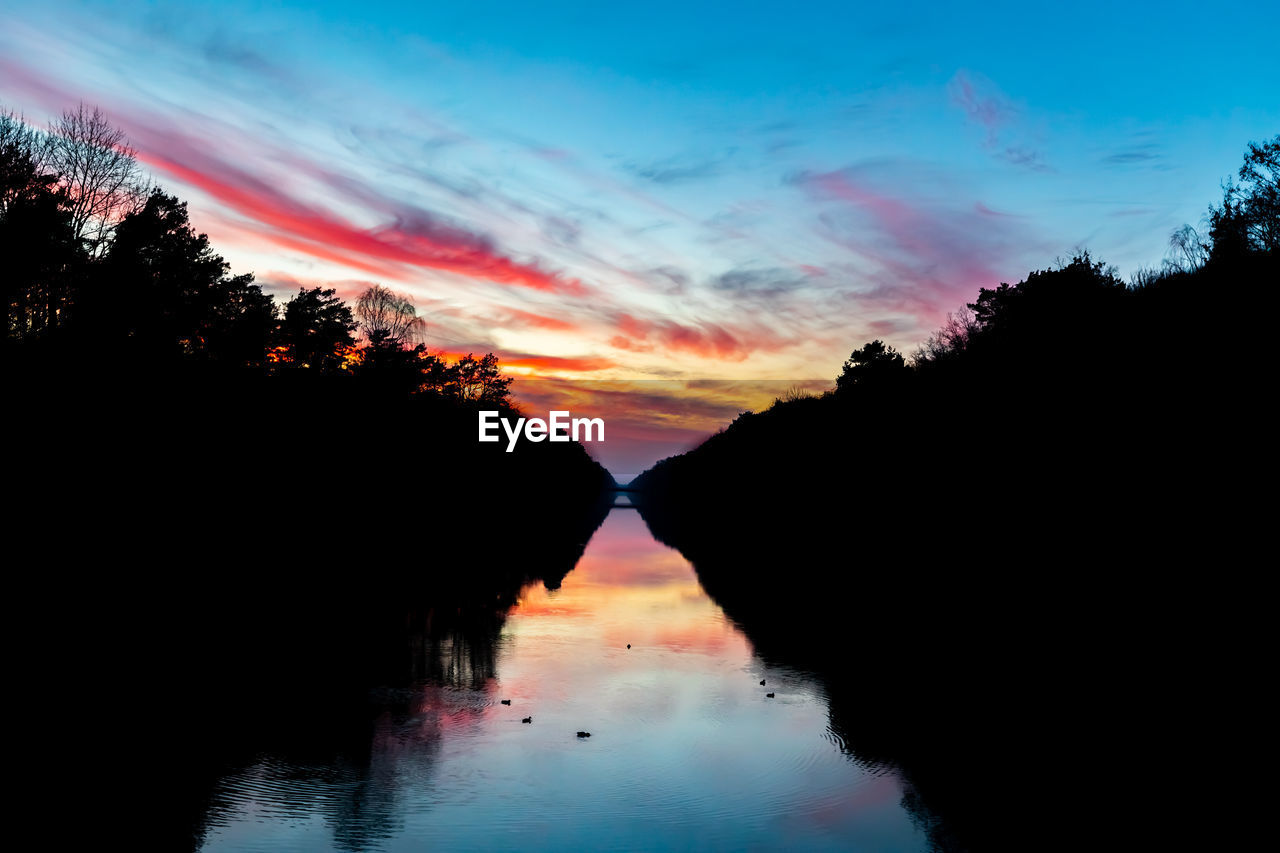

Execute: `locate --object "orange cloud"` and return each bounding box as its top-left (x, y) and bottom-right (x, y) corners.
top-left (435, 350), bottom-right (615, 373)
top-left (496, 308), bottom-right (579, 333)
top-left (610, 313), bottom-right (793, 362)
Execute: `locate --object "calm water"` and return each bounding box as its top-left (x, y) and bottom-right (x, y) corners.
top-left (197, 509), bottom-right (928, 852)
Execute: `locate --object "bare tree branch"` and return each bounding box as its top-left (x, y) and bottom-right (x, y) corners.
top-left (354, 284), bottom-right (426, 349)
top-left (44, 103), bottom-right (147, 257)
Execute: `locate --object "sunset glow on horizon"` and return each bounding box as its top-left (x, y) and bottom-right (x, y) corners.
top-left (4, 0), bottom-right (1276, 477)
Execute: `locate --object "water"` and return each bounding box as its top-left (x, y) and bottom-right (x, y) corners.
top-left (196, 510), bottom-right (928, 852)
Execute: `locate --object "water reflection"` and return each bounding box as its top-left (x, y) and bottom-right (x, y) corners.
top-left (196, 510), bottom-right (926, 852)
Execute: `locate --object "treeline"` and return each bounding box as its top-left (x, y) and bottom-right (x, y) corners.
top-left (3, 105), bottom-right (518, 407)
top-left (633, 138), bottom-right (1277, 852)
top-left (5, 101), bottom-right (616, 692)
top-left (5, 105), bottom-right (618, 851)
top-left (637, 135), bottom-right (1278, 551)
top-left (3, 102), bottom-right (615, 500)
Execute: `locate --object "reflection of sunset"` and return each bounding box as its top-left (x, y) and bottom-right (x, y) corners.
top-left (489, 510), bottom-right (772, 721)
top-left (197, 508), bottom-right (926, 851)
top-left (509, 513), bottom-right (752, 660)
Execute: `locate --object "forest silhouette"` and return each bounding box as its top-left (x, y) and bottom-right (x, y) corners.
top-left (633, 137), bottom-right (1277, 851)
top-left (4, 104), bottom-right (616, 850)
top-left (4, 102), bottom-right (614, 553)
top-left (7, 99), bottom-right (1276, 851)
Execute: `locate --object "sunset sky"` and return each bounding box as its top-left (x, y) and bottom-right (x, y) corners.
top-left (3, 1), bottom-right (1276, 476)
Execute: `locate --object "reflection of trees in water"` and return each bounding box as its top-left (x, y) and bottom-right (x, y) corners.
top-left (185, 505), bottom-right (608, 851)
top-left (628, 215), bottom-right (1280, 851)
top-left (165, 480), bottom-right (610, 851)
top-left (201, 691), bottom-right (443, 852)
top-left (404, 598), bottom-right (511, 691)
top-left (644, 537), bottom-right (990, 853)
top-left (635, 499), bottom-right (1230, 853)
top-left (422, 614), bottom-right (500, 688)
top-left (189, 599), bottom-right (506, 851)
top-left (424, 627), bottom-right (498, 691)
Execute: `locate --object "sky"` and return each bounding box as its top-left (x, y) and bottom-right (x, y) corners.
top-left (2, 1), bottom-right (1277, 477)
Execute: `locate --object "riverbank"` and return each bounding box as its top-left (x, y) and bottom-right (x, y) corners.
top-left (629, 249), bottom-right (1275, 851)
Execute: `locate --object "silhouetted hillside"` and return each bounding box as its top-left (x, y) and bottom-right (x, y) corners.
top-left (4, 106), bottom-right (617, 851)
top-left (633, 140), bottom-right (1277, 852)
top-left (4, 104), bottom-right (616, 580)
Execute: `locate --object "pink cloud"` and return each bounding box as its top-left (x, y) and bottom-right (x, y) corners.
top-left (948, 70), bottom-right (1050, 172)
top-left (495, 307), bottom-right (579, 333)
top-left (948, 69), bottom-right (1012, 144)
top-left (974, 201), bottom-right (1016, 218)
top-left (794, 168), bottom-right (1033, 330)
top-left (610, 313), bottom-right (793, 362)
top-left (255, 271), bottom-right (389, 305)
top-left (436, 350), bottom-right (615, 373)
top-left (0, 53), bottom-right (587, 296)
top-left (0, 63), bottom-right (583, 295)
top-left (127, 126), bottom-right (585, 294)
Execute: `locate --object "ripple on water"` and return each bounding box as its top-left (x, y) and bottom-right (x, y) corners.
top-left (197, 511), bottom-right (927, 852)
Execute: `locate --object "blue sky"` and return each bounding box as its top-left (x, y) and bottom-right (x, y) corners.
top-left (2, 0), bottom-right (1276, 387)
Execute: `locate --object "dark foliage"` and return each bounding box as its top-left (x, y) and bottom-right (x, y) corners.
top-left (2, 109), bottom-right (532, 410)
top-left (632, 141), bottom-right (1276, 852)
top-left (278, 286), bottom-right (358, 370)
top-left (1209, 135), bottom-right (1279, 256)
top-left (3, 106), bottom-right (615, 851)
top-left (834, 338), bottom-right (905, 393)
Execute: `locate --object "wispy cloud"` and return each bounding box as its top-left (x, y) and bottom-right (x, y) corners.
top-left (709, 266), bottom-right (812, 300)
top-left (998, 146), bottom-right (1052, 172)
top-left (948, 69), bottom-right (1051, 172)
top-left (129, 122), bottom-right (587, 295)
top-left (625, 150), bottom-right (736, 185)
top-left (609, 313), bottom-right (794, 362)
top-left (1100, 143), bottom-right (1165, 168)
top-left (948, 69), bottom-right (1012, 145)
top-left (790, 165), bottom-right (1034, 328)
top-left (255, 271), bottom-right (388, 304)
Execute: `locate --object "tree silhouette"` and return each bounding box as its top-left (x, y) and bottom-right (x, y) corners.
top-left (102, 189), bottom-right (270, 361)
top-left (1210, 135), bottom-right (1280, 256)
top-left (926, 251), bottom-right (1129, 373)
top-left (204, 272), bottom-right (277, 366)
top-left (966, 253), bottom-right (1122, 331)
top-left (0, 109), bottom-right (28, 142)
top-left (279, 287), bottom-right (357, 371)
top-left (448, 352), bottom-right (513, 404)
top-left (629, 198), bottom-right (1276, 853)
top-left (835, 339), bottom-right (905, 393)
top-left (912, 307), bottom-right (978, 366)
top-left (1, 138), bottom-right (80, 342)
top-left (1, 108), bottom-right (43, 197)
top-left (354, 284), bottom-right (425, 353)
top-left (1166, 224), bottom-right (1208, 272)
top-left (43, 103), bottom-right (148, 257)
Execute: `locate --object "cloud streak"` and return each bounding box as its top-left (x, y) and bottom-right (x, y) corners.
top-left (127, 122), bottom-right (587, 295)
top-left (609, 313), bottom-right (793, 362)
top-left (948, 69), bottom-right (1050, 172)
top-left (948, 69), bottom-right (1011, 145)
top-left (791, 166), bottom-right (1032, 329)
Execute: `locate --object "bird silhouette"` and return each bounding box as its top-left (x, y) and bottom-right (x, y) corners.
top-left (759, 679), bottom-right (766, 685)
top-left (577, 731), bottom-right (591, 738)
top-left (501, 699), bottom-right (511, 705)
top-left (627, 644), bottom-right (631, 649)
top-left (766, 692), bottom-right (775, 698)
top-left (522, 717), bottom-right (532, 724)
